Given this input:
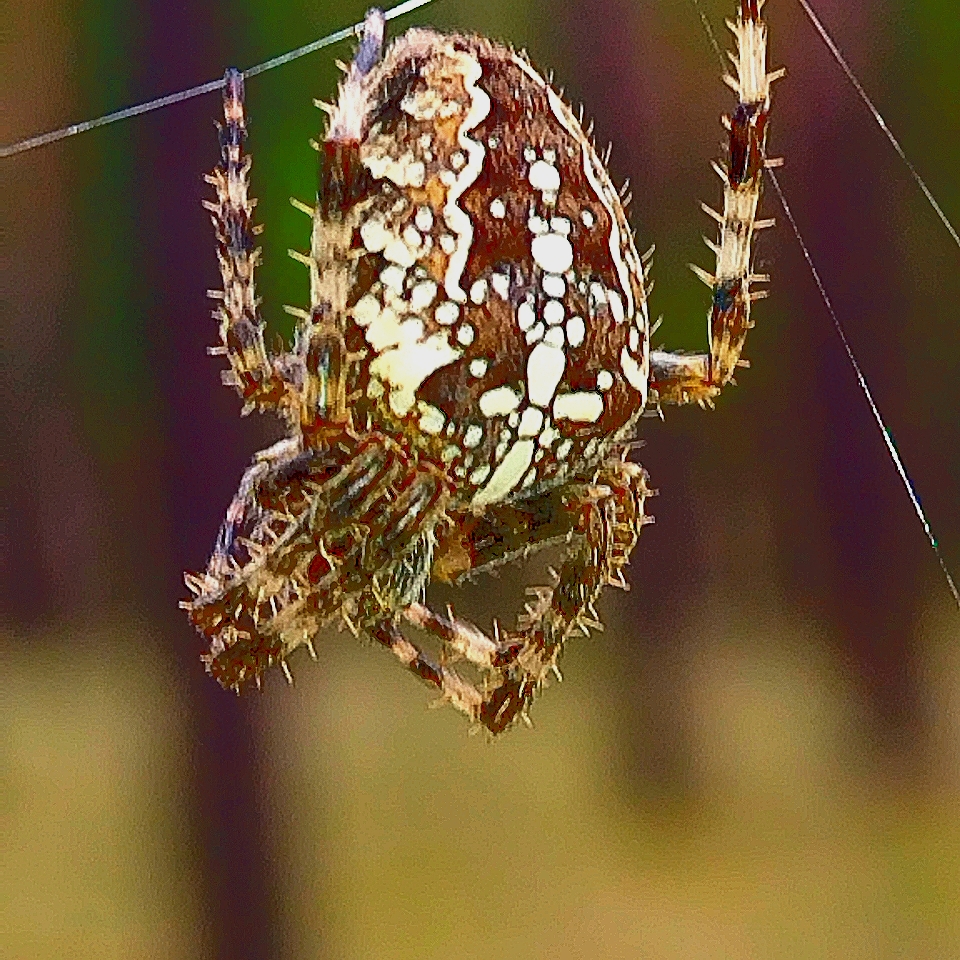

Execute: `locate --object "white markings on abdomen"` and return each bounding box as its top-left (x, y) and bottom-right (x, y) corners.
top-left (442, 52), bottom-right (491, 304)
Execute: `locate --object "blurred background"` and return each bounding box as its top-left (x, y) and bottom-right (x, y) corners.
top-left (4, 0), bottom-right (959, 957)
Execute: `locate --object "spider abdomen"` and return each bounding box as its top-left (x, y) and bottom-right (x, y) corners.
top-left (315, 29), bottom-right (651, 509)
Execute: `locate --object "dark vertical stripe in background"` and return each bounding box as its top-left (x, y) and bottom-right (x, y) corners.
top-left (137, 0), bottom-right (281, 956)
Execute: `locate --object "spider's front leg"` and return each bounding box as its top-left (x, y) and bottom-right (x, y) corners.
top-left (185, 430), bottom-right (459, 691)
top-left (204, 70), bottom-right (298, 418)
top-left (404, 456), bottom-right (653, 734)
top-left (650, 0), bottom-right (784, 407)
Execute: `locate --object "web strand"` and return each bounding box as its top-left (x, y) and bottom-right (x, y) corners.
top-left (0, 0), bottom-right (434, 159)
top-left (692, 0), bottom-right (958, 608)
top-left (769, 170), bottom-right (959, 608)
top-left (795, 0), bottom-right (960, 251)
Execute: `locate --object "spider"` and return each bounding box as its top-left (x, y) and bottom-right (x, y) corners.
top-left (182, 0), bottom-right (781, 734)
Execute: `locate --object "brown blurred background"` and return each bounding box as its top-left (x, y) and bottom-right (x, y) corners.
top-left (4, 0), bottom-right (959, 957)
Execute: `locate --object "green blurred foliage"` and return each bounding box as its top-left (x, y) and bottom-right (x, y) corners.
top-left (70, 0), bottom-right (152, 458)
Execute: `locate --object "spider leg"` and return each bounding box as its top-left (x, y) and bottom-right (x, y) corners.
top-left (370, 620), bottom-right (483, 723)
top-left (401, 488), bottom-right (592, 670)
top-left (650, 0), bottom-right (783, 407)
top-left (402, 457), bottom-right (653, 733)
top-left (295, 8), bottom-right (388, 440)
top-left (204, 70), bottom-right (296, 417)
top-left (429, 486), bottom-right (584, 584)
top-left (205, 12), bottom-right (390, 435)
top-left (209, 437), bottom-right (304, 573)
top-left (185, 429), bottom-right (456, 691)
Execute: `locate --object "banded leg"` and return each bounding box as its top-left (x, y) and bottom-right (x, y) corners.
top-left (370, 621), bottom-right (484, 723)
top-left (294, 8), bottom-right (388, 439)
top-left (402, 458), bottom-right (653, 733)
top-left (650, 0), bottom-right (783, 406)
top-left (184, 430), bottom-right (454, 691)
top-left (204, 69), bottom-right (294, 416)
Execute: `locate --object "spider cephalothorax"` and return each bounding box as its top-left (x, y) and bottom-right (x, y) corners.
top-left (182, 1), bottom-right (780, 733)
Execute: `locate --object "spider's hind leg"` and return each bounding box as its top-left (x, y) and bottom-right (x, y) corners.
top-left (369, 620), bottom-right (484, 725)
top-left (650, 0), bottom-right (783, 407)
